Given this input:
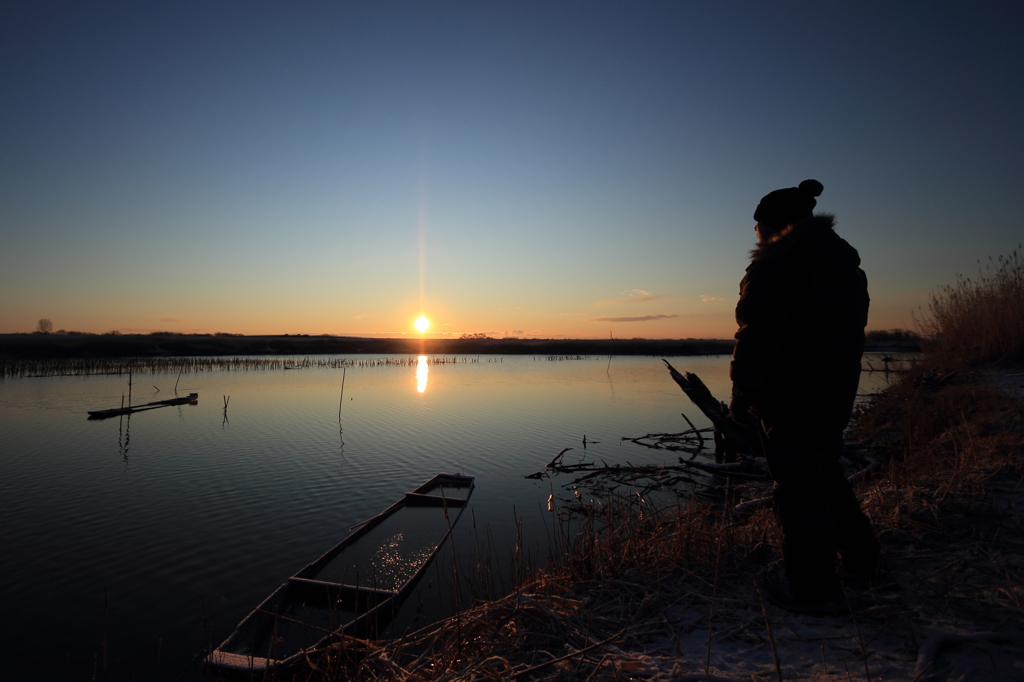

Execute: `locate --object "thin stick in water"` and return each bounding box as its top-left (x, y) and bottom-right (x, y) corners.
top-left (339, 367), bottom-right (347, 420)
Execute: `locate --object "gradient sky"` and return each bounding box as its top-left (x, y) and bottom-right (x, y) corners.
top-left (2, 1), bottom-right (1022, 339)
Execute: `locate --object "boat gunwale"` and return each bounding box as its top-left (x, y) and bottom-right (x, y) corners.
top-left (205, 472), bottom-right (474, 674)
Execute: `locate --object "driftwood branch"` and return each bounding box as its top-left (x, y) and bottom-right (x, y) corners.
top-left (679, 411), bottom-right (704, 450)
top-left (680, 458), bottom-right (769, 480)
top-left (527, 448), bottom-right (579, 478)
top-left (662, 360), bottom-right (761, 461)
top-left (624, 428), bottom-right (712, 456)
top-left (547, 447), bottom-right (573, 468)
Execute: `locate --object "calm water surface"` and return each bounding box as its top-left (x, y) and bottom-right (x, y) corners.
top-left (0, 354), bottom-right (892, 679)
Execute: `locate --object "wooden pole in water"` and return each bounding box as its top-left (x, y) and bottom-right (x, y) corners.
top-left (338, 367), bottom-right (347, 420)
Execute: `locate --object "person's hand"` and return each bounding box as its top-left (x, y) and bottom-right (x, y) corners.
top-left (729, 390), bottom-right (752, 424)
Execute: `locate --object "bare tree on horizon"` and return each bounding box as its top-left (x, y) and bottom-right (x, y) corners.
top-left (36, 318), bottom-right (53, 334)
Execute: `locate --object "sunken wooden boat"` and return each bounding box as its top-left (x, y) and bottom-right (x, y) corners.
top-left (205, 472), bottom-right (475, 675)
top-left (87, 392), bottom-right (198, 419)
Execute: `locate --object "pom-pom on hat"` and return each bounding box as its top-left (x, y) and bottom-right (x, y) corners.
top-left (753, 179), bottom-right (824, 229)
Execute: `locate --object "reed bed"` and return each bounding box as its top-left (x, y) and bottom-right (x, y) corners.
top-left (0, 355), bottom-right (479, 378)
top-left (919, 245), bottom-right (1024, 366)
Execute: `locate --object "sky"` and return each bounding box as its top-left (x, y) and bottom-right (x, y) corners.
top-left (2, 1), bottom-right (1022, 339)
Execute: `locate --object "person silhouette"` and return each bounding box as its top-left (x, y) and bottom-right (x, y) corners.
top-left (730, 179), bottom-right (884, 613)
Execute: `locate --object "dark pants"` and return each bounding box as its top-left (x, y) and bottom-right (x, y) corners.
top-left (761, 420), bottom-right (880, 601)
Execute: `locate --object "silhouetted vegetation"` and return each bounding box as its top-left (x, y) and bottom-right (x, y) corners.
top-left (919, 245), bottom-right (1024, 366)
top-left (0, 354), bottom-right (496, 378)
top-left (864, 328), bottom-right (920, 344)
top-left (0, 334), bottom-right (734, 367)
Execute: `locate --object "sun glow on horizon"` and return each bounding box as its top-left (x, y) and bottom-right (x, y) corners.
top-left (414, 315), bottom-right (430, 333)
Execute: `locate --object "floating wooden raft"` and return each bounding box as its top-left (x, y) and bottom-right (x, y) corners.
top-left (87, 393), bottom-right (198, 419)
top-left (205, 472), bottom-right (475, 676)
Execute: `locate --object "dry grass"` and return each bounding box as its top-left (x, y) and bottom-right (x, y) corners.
top-left (918, 246), bottom-right (1024, 367)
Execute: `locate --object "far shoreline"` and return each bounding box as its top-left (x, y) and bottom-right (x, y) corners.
top-left (0, 334), bottom-right (733, 359)
top-left (0, 332), bottom-right (919, 360)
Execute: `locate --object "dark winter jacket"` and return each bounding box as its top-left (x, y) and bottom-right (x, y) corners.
top-left (730, 214), bottom-right (868, 430)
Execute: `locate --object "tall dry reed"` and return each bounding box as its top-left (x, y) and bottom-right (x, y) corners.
top-left (919, 245), bottom-right (1024, 365)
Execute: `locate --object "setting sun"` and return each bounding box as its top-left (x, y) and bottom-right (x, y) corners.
top-left (414, 316), bottom-right (430, 333)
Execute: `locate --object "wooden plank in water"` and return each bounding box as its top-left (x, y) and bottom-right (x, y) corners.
top-left (287, 577), bottom-right (398, 604)
top-left (88, 393), bottom-right (198, 418)
top-left (403, 492), bottom-right (467, 507)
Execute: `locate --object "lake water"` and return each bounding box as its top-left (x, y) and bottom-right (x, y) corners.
top-left (0, 354), bottom-right (895, 680)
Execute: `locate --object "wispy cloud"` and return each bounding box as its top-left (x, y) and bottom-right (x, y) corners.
top-left (700, 295), bottom-right (725, 304)
top-left (595, 289), bottom-right (666, 306)
top-left (590, 314), bottom-right (680, 323)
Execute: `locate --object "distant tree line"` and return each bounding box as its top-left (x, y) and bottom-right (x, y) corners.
top-left (865, 328), bottom-right (921, 343)
top-left (26, 322), bottom-right (246, 337)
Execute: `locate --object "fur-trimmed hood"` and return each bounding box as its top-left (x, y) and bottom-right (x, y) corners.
top-left (749, 213), bottom-right (860, 269)
top-left (733, 210), bottom-right (868, 429)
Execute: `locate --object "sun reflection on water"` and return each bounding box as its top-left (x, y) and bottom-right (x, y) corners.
top-left (416, 355), bottom-right (428, 393)
top-left (371, 532), bottom-right (435, 589)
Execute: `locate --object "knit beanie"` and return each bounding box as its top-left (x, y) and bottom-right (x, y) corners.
top-left (753, 179), bottom-right (824, 229)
